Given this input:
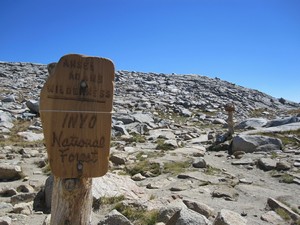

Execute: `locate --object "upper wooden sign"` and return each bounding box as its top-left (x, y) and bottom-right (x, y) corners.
top-left (40, 54), bottom-right (114, 178)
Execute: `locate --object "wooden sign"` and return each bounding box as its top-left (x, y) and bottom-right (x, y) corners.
top-left (40, 54), bottom-right (114, 178)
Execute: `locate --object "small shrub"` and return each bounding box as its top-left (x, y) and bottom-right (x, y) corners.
top-left (270, 152), bottom-right (278, 159)
top-left (101, 195), bottom-right (125, 205)
top-left (127, 133), bottom-right (146, 143)
top-left (149, 194), bottom-right (155, 200)
top-left (280, 174), bottom-right (294, 184)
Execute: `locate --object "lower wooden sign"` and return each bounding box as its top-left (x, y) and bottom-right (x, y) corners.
top-left (40, 54), bottom-right (114, 178)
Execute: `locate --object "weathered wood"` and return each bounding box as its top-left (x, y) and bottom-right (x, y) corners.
top-left (40, 54), bottom-right (115, 225)
top-left (40, 54), bottom-right (115, 178)
top-left (50, 176), bottom-right (92, 225)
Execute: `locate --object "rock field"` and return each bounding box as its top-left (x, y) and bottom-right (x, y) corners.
top-left (0, 61), bottom-right (300, 225)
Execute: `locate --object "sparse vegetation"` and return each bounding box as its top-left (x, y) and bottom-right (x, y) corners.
top-left (149, 194), bottom-right (155, 200)
top-left (127, 133), bottom-right (146, 143)
top-left (270, 151), bottom-right (278, 159)
top-left (125, 160), bottom-right (161, 177)
top-left (0, 119), bottom-right (44, 147)
top-left (275, 208), bottom-right (291, 221)
top-left (135, 151), bottom-right (164, 161)
top-left (254, 129), bottom-right (300, 147)
top-left (156, 110), bottom-right (189, 125)
top-left (204, 165), bottom-right (221, 175)
top-left (115, 202), bottom-right (158, 225)
top-left (286, 108), bottom-right (300, 115)
top-left (249, 108), bottom-right (269, 118)
top-left (93, 195), bottom-right (125, 211)
top-left (163, 160), bottom-right (192, 175)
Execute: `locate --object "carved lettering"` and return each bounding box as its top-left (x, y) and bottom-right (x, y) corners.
top-left (59, 148), bottom-right (98, 163)
top-left (63, 59), bottom-right (94, 72)
top-left (52, 131), bottom-right (105, 149)
top-left (62, 114), bottom-right (97, 129)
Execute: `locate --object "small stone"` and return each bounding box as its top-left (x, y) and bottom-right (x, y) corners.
top-left (239, 178), bottom-right (253, 184)
top-left (131, 173), bottom-right (146, 181)
top-left (258, 158), bottom-right (277, 171)
top-left (146, 183), bottom-right (160, 189)
top-left (192, 157), bottom-right (207, 168)
top-left (110, 154), bottom-right (126, 165)
top-left (11, 193), bottom-right (36, 205)
top-left (12, 202), bottom-right (32, 215)
top-left (16, 184), bottom-right (35, 193)
top-left (26, 100), bottom-right (39, 114)
top-left (0, 188), bottom-right (17, 197)
top-left (276, 161), bottom-right (291, 171)
top-left (231, 158), bottom-right (254, 166)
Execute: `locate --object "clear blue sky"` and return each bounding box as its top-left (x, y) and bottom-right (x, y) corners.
top-left (1, 0), bottom-right (299, 103)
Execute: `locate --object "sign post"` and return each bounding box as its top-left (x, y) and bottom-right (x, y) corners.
top-left (40, 54), bottom-right (114, 225)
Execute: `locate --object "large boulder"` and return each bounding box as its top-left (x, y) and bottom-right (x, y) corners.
top-left (213, 209), bottom-right (247, 225)
top-left (166, 208), bottom-right (210, 225)
top-left (92, 173), bottom-right (146, 200)
top-left (231, 135), bottom-right (282, 153)
top-left (157, 199), bottom-right (187, 223)
top-left (97, 209), bottom-right (133, 225)
top-left (235, 118), bottom-right (268, 129)
top-left (266, 116), bottom-right (300, 127)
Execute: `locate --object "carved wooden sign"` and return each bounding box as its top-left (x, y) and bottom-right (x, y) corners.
top-left (40, 54), bottom-right (114, 178)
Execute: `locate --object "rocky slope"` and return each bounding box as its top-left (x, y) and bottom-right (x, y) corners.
top-left (0, 61), bottom-right (300, 225)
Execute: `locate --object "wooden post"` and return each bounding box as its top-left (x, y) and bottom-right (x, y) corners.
top-left (50, 177), bottom-right (92, 225)
top-left (224, 103), bottom-right (235, 137)
top-left (40, 54), bottom-right (114, 225)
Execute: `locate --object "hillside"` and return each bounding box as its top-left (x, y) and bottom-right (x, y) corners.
top-left (0, 61), bottom-right (300, 225)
